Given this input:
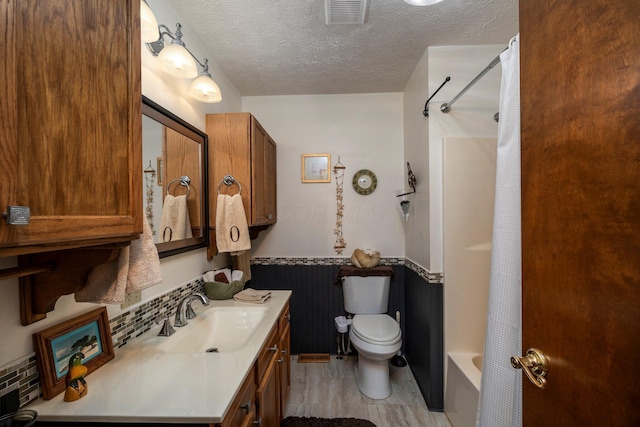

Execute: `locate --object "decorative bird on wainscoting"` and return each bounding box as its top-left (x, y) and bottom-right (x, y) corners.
top-left (64, 352), bottom-right (88, 402)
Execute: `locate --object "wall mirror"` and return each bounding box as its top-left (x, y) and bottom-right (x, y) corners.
top-left (142, 96), bottom-right (208, 258)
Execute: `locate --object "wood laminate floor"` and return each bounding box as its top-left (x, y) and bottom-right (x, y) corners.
top-left (284, 355), bottom-right (452, 427)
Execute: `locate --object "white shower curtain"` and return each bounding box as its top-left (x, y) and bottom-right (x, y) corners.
top-left (476, 34), bottom-right (522, 427)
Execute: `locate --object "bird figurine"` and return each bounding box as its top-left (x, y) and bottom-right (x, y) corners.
top-left (63, 352), bottom-right (88, 402)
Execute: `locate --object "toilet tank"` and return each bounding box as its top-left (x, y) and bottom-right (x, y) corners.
top-left (342, 276), bottom-right (391, 314)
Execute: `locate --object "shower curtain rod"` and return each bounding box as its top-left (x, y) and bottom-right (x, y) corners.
top-left (440, 47), bottom-right (507, 114)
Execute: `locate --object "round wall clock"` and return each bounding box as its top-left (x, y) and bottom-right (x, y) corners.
top-left (352, 169), bottom-right (378, 195)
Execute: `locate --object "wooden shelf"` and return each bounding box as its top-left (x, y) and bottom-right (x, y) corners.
top-left (18, 243), bottom-right (128, 325)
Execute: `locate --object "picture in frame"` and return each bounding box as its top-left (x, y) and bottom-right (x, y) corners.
top-left (302, 153), bottom-right (331, 183)
top-left (33, 307), bottom-right (114, 400)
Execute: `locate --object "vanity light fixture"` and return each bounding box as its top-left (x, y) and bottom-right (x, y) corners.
top-left (143, 5), bottom-right (222, 103)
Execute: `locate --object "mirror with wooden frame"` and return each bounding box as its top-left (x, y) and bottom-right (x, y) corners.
top-left (142, 96), bottom-right (208, 258)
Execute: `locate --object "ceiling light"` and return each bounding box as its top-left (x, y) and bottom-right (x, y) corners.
top-left (404, 0), bottom-right (444, 5)
top-left (140, 1), bottom-right (159, 42)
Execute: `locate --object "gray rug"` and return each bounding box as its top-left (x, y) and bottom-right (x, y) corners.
top-left (281, 417), bottom-right (377, 427)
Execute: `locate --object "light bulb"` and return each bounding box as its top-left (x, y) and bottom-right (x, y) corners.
top-left (157, 42), bottom-right (198, 79)
top-left (140, 1), bottom-right (159, 42)
top-left (189, 75), bottom-right (222, 103)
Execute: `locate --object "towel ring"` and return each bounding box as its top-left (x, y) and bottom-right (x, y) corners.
top-left (167, 175), bottom-right (191, 197)
top-left (217, 174), bottom-right (242, 195)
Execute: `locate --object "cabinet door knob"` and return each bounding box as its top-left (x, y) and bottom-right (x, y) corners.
top-left (240, 401), bottom-right (251, 414)
top-left (253, 417), bottom-right (262, 426)
top-left (2, 206), bottom-right (30, 225)
top-left (268, 345), bottom-right (278, 352)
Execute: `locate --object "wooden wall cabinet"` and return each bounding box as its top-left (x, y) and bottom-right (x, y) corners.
top-left (206, 113), bottom-right (276, 257)
top-left (0, 0), bottom-right (142, 257)
top-left (0, 0), bottom-right (142, 324)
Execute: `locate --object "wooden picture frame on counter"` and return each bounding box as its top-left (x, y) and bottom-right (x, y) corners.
top-left (33, 307), bottom-right (115, 400)
top-left (302, 153), bottom-right (331, 183)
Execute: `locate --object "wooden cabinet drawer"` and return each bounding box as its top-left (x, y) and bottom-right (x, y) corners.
top-left (255, 324), bottom-right (279, 384)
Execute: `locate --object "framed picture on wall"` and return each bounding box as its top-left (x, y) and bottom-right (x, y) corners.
top-left (302, 153), bottom-right (331, 183)
top-left (33, 307), bottom-right (115, 400)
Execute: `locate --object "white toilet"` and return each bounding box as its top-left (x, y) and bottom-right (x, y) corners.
top-left (341, 272), bottom-right (402, 399)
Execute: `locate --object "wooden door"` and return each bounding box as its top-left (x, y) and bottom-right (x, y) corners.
top-left (207, 113), bottom-right (252, 227)
top-left (256, 355), bottom-right (279, 427)
top-left (265, 136), bottom-right (277, 224)
top-left (163, 127), bottom-right (202, 237)
top-left (251, 117), bottom-right (267, 225)
top-left (278, 321), bottom-right (291, 421)
top-left (520, 1), bottom-right (640, 425)
top-left (0, 0), bottom-right (141, 255)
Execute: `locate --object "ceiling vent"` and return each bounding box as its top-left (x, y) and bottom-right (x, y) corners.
top-left (325, 0), bottom-right (368, 25)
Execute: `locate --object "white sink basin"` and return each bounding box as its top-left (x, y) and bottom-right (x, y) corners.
top-left (157, 306), bottom-right (268, 353)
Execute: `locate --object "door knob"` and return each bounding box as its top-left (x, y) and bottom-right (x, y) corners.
top-left (511, 348), bottom-right (548, 389)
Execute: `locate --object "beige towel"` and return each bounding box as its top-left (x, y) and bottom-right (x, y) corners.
top-left (75, 216), bottom-right (163, 304)
top-left (216, 194), bottom-right (251, 254)
top-left (159, 194), bottom-right (193, 242)
top-left (233, 288), bottom-right (271, 304)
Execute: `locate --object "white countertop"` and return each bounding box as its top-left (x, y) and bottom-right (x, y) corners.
top-left (28, 291), bottom-right (292, 424)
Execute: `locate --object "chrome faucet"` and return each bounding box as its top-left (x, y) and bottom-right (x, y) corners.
top-left (174, 292), bottom-right (210, 327)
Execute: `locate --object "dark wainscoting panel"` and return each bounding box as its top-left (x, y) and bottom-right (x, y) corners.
top-left (249, 264), bottom-right (405, 355)
top-left (405, 267), bottom-right (444, 411)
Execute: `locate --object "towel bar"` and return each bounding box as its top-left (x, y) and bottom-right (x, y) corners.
top-left (167, 175), bottom-right (191, 197)
top-left (217, 174), bottom-right (242, 195)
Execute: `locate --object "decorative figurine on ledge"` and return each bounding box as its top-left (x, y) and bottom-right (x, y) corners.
top-left (63, 352), bottom-right (88, 402)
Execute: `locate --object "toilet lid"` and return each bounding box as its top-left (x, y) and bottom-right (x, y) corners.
top-left (351, 314), bottom-right (401, 344)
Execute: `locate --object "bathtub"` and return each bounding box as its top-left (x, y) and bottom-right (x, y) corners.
top-left (445, 353), bottom-right (482, 427)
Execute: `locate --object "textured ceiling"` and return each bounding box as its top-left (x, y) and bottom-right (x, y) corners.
top-left (168, 0), bottom-right (519, 96)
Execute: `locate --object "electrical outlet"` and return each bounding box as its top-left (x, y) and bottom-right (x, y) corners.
top-left (120, 291), bottom-right (142, 309)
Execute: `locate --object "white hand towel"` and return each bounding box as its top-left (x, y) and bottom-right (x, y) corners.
top-left (233, 288), bottom-right (271, 304)
top-left (216, 194), bottom-right (251, 254)
top-left (75, 216), bottom-right (163, 304)
top-left (159, 194), bottom-right (193, 242)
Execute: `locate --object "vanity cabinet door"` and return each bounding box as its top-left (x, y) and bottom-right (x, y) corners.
top-left (278, 317), bottom-right (291, 421)
top-left (251, 121), bottom-right (277, 226)
top-left (0, 0), bottom-right (142, 256)
top-left (218, 367), bottom-right (256, 427)
top-left (256, 354), bottom-right (279, 427)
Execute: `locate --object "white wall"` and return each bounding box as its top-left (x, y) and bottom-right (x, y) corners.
top-left (0, 0), bottom-right (241, 367)
top-left (242, 94), bottom-right (405, 258)
top-left (403, 47), bottom-right (431, 270)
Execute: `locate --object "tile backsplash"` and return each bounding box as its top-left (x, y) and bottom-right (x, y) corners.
top-left (1, 277), bottom-right (204, 408)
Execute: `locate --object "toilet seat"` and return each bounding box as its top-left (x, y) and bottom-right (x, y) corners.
top-left (351, 314), bottom-right (401, 345)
